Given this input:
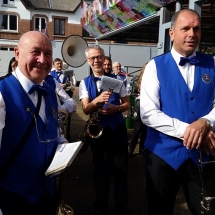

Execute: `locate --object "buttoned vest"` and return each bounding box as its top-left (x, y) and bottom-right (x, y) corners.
top-left (144, 52), bottom-right (215, 170)
top-left (84, 74), bottom-right (124, 129)
top-left (0, 74), bottom-right (59, 203)
top-left (50, 70), bottom-right (67, 84)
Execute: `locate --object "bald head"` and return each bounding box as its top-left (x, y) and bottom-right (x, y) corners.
top-left (15, 31), bottom-right (53, 84)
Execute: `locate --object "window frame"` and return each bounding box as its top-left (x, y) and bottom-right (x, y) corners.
top-left (54, 18), bottom-right (65, 36)
top-left (34, 17), bottom-right (46, 32)
top-left (0, 14), bottom-right (18, 32)
top-left (3, 0), bottom-right (15, 5)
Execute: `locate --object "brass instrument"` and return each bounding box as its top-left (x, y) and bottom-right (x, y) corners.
top-left (78, 108), bottom-right (103, 143)
top-left (78, 88), bottom-right (114, 142)
top-left (58, 110), bottom-right (69, 138)
top-left (57, 111), bottom-right (74, 215)
top-left (198, 149), bottom-right (215, 214)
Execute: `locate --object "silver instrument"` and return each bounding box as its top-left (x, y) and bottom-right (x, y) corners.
top-left (198, 149), bottom-right (215, 214)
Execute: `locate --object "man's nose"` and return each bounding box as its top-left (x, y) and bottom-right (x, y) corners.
top-left (38, 53), bottom-right (46, 63)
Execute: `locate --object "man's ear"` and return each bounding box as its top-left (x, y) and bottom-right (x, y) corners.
top-left (169, 28), bottom-right (174, 42)
top-left (14, 46), bottom-right (19, 61)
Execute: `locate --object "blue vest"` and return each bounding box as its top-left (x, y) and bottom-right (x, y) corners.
top-left (84, 74), bottom-right (124, 129)
top-left (50, 70), bottom-right (67, 84)
top-left (45, 75), bottom-right (56, 90)
top-left (144, 52), bottom-right (215, 170)
top-left (0, 74), bottom-right (59, 203)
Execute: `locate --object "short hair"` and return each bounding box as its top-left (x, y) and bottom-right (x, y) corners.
top-left (85, 45), bottom-right (105, 58)
top-left (104, 56), bottom-right (112, 62)
top-left (53, 58), bottom-right (62, 64)
top-left (113, 62), bottom-right (121, 67)
top-left (171, 9), bottom-right (201, 28)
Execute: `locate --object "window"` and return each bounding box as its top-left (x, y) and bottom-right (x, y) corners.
top-left (0, 14), bottom-right (17, 31)
top-left (35, 17), bottom-right (46, 32)
top-left (54, 18), bottom-right (65, 35)
top-left (3, 0), bottom-right (14, 5)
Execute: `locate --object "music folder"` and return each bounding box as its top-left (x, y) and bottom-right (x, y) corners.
top-left (45, 141), bottom-right (83, 177)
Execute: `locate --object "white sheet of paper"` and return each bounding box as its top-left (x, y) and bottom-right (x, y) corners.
top-left (100, 76), bottom-right (123, 93)
top-left (45, 141), bottom-right (83, 177)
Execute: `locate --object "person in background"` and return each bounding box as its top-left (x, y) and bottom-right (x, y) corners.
top-left (44, 75), bottom-right (77, 114)
top-left (50, 58), bottom-right (66, 87)
top-left (128, 63), bottom-right (147, 157)
top-left (112, 61), bottom-right (127, 86)
top-left (141, 9), bottom-right (215, 215)
top-left (50, 58), bottom-right (75, 98)
top-left (7, 57), bottom-right (17, 74)
top-left (103, 56), bottom-right (112, 74)
top-left (79, 45), bottom-right (130, 215)
top-left (0, 31), bottom-right (68, 215)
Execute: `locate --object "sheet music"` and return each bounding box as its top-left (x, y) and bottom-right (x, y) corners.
top-left (100, 76), bottom-right (123, 93)
top-left (45, 141), bottom-right (83, 177)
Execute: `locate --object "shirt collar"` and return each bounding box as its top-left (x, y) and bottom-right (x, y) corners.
top-left (12, 67), bottom-right (44, 93)
top-left (171, 47), bottom-right (196, 66)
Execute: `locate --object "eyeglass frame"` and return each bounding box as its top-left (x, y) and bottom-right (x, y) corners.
top-left (33, 114), bottom-right (61, 143)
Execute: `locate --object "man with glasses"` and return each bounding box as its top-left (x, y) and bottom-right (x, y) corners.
top-left (0, 31), bottom-right (68, 215)
top-left (79, 45), bottom-right (130, 215)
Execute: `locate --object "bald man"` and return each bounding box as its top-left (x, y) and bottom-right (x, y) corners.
top-left (0, 31), bottom-right (67, 215)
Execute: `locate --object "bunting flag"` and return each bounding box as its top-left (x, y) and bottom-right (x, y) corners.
top-left (81, 0), bottom-right (175, 38)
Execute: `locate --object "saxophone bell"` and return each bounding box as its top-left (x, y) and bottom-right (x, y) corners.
top-left (87, 121), bottom-right (103, 138)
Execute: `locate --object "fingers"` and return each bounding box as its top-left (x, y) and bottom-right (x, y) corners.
top-left (183, 128), bottom-right (203, 149)
top-left (183, 119), bottom-right (210, 149)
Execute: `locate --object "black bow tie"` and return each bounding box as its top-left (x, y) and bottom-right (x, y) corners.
top-left (179, 56), bottom-right (198, 66)
top-left (94, 77), bottom-right (101, 81)
top-left (28, 85), bottom-right (48, 96)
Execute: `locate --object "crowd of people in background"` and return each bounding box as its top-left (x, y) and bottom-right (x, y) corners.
top-left (1, 8), bottom-right (215, 215)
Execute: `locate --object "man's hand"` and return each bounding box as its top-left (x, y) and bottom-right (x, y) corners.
top-left (94, 91), bottom-right (112, 105)
top-left (202, 131), bottom-right (215, 155)
top-left (180, 118), bottom-right (211, 149)
top-left (99, 103), bottom-right (119, 115)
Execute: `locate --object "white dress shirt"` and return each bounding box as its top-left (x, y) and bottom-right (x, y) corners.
top-left (52, 79), bottom-right (77, 114)
top-left (140, 47), bottom-right (215, 139)
top-left (0, 67), bottom-right (67, 148)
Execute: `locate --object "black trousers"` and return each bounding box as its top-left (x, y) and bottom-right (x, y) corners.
top-left (129, 119), bottom-right (147, 153)
top-left (145, 149), bottom-right (215, 215)
top-left (0, 187), bottom-right (57, 215)
top-left (88, 123), bottom-right (128, 215)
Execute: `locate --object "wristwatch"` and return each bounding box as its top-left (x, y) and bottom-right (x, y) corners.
top-left (118, 105), bottom-right (122, 112)
top-left (206, 119), bottom-right (213, 130)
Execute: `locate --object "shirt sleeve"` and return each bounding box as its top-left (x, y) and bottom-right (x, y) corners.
top-left (79, 80), bottom-right (89, 100)
top-left (140, 60), bottom-right (189, 139)
top-left (54, 79), bottom-right (77, 114)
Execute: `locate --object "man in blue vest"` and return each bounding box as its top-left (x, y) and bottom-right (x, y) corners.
top-left (79, 45), bottom-right (130, 215)
top-left (0, 31), bottom-right (68, 215)
top-left (141, 9), bottom-right (215, 215)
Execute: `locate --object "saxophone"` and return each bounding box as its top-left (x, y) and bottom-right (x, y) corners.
top-left (78, 107), bottom-right (103, 143)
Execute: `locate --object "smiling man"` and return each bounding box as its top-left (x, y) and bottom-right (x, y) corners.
top-left (79, 45), bottom-right (130, 215)
top-left (0, 31), bottom-right (67, 215)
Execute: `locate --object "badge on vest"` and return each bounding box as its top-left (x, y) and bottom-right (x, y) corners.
top-left (202, 74), bottom-right (211, 84)
top-left (51, 107), bottom-right (58, 119)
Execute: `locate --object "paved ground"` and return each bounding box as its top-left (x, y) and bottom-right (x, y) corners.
top-left (61, 87), bottom-right (192, 215)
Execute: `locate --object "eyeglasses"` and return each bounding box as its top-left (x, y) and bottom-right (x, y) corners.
top-left (33, 114), bottom-right (60, 143)
top-left (87, 55), bottom-right (104, 62)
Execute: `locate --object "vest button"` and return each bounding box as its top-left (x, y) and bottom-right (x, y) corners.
top-left (191, 111), bottom-right (194, 114)
top-left (190, 97), bottom-right (194, 100)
